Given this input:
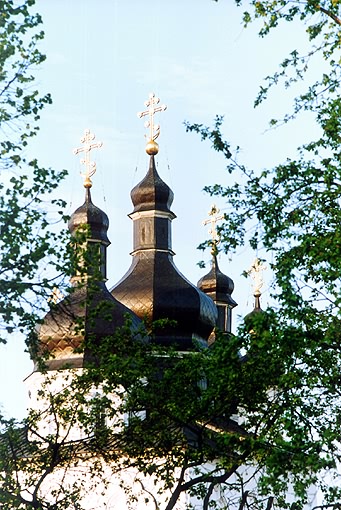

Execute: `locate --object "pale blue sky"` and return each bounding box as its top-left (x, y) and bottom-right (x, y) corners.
top-left (0, 0), bottom-right (319, 419)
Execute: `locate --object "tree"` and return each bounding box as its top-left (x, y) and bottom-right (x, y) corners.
top-left (3, 1), bottom-right (341, 510)
top-left (1, 249), bottom-right (340, 510)
top-left (0, 0), bottom-right (68, 346)
top-left (1, 317), bottom-right (333, 510)
top-left (184, 0), bottom-right (341, 506)
top-left (186, 0), bottom-right (341, 330)
top-left (228, 1), bottom-right (341, 123)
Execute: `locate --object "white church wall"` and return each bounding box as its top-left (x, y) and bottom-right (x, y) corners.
top-left (22, 367), bottom-right (324, 510)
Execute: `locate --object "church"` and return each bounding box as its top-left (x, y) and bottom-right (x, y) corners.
top-left (29, 92), bottom-right (242, 371)
top-left (20, 93), bottom-right (271, 510)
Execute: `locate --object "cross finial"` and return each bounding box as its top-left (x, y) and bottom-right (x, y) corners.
top-left (73, 129), bottom-right (103, 188)
top-left (247, 257), bottom-right (267, 296)
top-left (47, 287), bottom-right (64, 305)
top-left (203, 204), bottom-right (224, 255)
top-left (137, 92), bottom-right (167, 155)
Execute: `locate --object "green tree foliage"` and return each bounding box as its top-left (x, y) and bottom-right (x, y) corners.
top-left (189, 0), bottom-right (341, 324)
top-left (2, 319), bottom-right (338, 510)
top-left (4, 2), bottom-right (341, 509)
top-left (181, 0), bottom-right (341, 506)
top-left (229, 1), bottom-right (341, 121)
top-left (0, 0), bottom-right (68, 344)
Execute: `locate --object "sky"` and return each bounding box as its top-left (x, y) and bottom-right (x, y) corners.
top-left (0, 0), bottom-right (320, 419)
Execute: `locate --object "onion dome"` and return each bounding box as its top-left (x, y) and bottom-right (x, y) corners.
top-left (111, 155), bottom-right (217, 350)
top-left (37, 187), bottom-right (141, 371)
top-left (69, 188), bottom-right (110, 245)
top-left (130, 160), bottom-right (174, 214)
top-left (68, 188), bottom-right (110, 281)
top-left (198, 255), bottom-right (236, 305)
top-left (38, 282), bottom-right (141, 370)
top-left (197, 254), bottom-right (237, 334)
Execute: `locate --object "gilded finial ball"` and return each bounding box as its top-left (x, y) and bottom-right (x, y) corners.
top-left (146, 139), bottom-right (159, 155)
top-left (83, 178), bottom-right (93, 189)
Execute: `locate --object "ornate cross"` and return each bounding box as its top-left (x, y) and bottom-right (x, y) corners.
top-left (203, 204), bottom-right (224, 252)
top-left (247, 258), bottom-right (267, 296)
top-left (73, 129), bottom-right (103, 188)
top-left (47, 287), bottom-right (64, 305)
top-left (137, 92), bottom-right (167, 142)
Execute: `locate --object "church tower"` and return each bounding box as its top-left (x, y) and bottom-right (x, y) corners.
top-left (20, 99), bottom-right (247, 510)
top-left (110, 93), bottom-right (217, 349)
top-left (27, 129), bottom-right (141, 379)
top-left (197, 205), bottom-right (237, 336)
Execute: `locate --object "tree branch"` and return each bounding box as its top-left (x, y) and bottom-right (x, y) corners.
top-left (318, 6), bottom-right (341, 26)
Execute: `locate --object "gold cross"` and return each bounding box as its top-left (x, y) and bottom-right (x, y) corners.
top-left (137, 92), bottom-right (167, 142)
top-left (203, 205), bottom-right (224, 252)
top-left (47, 287), bottom-right (64, 305)
top-left (73, 129), bottom-right (103, 188)
top-left (247, 258), bottom-right (267, 296)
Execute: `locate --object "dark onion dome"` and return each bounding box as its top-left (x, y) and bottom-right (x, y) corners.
top-left (37, 188), bottom-right (141, 370)
top-left (38, 283), bottom-right (141, 370)
top-left (111, 155), bottom-right (217, 350)
top-left (197, 255), bottom-right (237, 307)
top-left (197, 254), bottom-right (237, 335)
top-left (130, 158), bottom-right (174, 213)
top-left (68, 188), bottom-right (110, 245)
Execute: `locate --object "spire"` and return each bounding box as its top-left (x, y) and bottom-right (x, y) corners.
top-left (198, 205), bottom-right (237, 335)
top-left (137, 92), bottom-right (167, 156)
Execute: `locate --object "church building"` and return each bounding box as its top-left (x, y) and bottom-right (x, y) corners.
top-left (22, 93), bottom-right (269, 510)
top-left (29, 92), bottom-right (239, 372)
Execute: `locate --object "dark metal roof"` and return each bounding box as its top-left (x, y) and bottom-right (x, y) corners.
top-left (197, 255), bottom-right (237, 308)
top-left (37, 190), bottom-right (142, 369)
top-left (111, 156), bottom-right (217, 349)
top-left (38, 282), bottom-right (142, 369)
top-left (68, 188), bottom-right (110, 245)
top-left (130, 155), bottom-right (174, 214)
top-left (112, 252), bottom-right (217, 349)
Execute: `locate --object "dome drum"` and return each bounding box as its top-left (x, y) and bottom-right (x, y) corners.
top-left (130, 212), bottom-right (174, 255)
